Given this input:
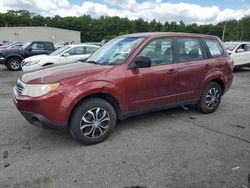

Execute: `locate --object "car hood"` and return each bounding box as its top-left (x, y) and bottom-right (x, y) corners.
top-left (0, 48), bottom-right (24, 54)
top-left (23, 54), bottom-right (50, 61)
top-left (21, 62), bottom-right (110, 84)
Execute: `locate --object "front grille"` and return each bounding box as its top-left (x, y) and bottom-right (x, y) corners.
top-left (15, 79), bottom-right (26, 96)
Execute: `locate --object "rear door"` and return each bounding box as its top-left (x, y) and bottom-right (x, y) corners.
top-left (176, 37), bottom-right (210, 102)
top-left (126, 37), bottom-right (178, 112)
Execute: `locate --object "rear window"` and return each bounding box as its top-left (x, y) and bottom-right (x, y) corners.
top-left (205, 39), bottom-right (224, 58)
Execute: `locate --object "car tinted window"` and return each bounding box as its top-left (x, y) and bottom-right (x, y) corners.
top-left (45, 43), bottom-right (54, 50)
top-left (138, 38), bottom-right (173, 66)
top-left (67, 47), bottom-right (85, 55)
top-left (205, 39), bottom-right (224, 57)
top-left (177, 38), bottom-right (204, 62)
top-left (86, 46), bottom-right (99, 54)
top-left (31, 42), bottom-right (45, 51)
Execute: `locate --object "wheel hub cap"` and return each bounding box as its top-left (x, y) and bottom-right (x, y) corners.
top-left (205, 87), bottom-right (220, 109)
top-left (80, 107), bottom-right (110, 138)
top-left (93, 121), bottom-right (99, 128)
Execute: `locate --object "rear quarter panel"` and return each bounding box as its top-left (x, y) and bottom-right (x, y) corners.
top-left (200, 55), bottom-right (233, 98)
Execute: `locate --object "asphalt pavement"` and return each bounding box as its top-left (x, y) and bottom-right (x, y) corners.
top-left (0, 65), bottom-right (249, 188)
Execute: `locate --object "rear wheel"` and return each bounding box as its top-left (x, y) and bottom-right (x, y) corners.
top-left (69, 98), bottom-right (116, 145)
top-left (197, 82), bottom-right (222, 114)
top-left (6, 57), bottom-right (22, 71)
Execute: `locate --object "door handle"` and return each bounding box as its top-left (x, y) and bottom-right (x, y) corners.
top-left (168, 69), bottom-right (177, 74)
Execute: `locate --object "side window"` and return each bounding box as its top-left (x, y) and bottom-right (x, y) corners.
top-left (86, 46), bottom-right (98, 54)
top-left (246, 44), bottom-right (250, 51)
top-left (236, 44), bottom-right (247, 52)
top-left (205, 39), bottom-right (224, 58)
top-left (177, 38), bottom-right (204, 62)
top-left (45, 43), bottom-right (54, 50)
top-left (138, 38), bottom-right (173, 66)
top-left (67, 47), bottom-right (85, 55)
top-left (30, 42), bottom-right (45, 51)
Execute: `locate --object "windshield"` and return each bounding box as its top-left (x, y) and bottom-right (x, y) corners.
top-left (50, 46), bottom-right (71, 56)
top-left (21, 42), bottom-right (31, 49)
top-left (224, 43), bottom-right (238, 51)
top-left (87, 37), bottom-right (145, 65)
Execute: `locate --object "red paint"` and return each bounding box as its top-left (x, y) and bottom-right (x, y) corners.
top-left (13, 33), bottom-right (233, 126)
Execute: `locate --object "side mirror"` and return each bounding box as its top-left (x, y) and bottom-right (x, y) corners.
top-left (236, 49), bottom-right (244, 53)
top-left (129, 56), bottom-right (151, 69)
top-left (62, 53), bottom-right (70, 57)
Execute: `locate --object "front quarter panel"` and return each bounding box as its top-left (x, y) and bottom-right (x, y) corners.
top-left (62, 80), bottom-right (126, 120)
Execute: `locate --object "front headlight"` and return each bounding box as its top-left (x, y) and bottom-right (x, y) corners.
top-left (22, 83), bottom-right (60, 97)
top-left (24, 60), bottom-right (40, 66)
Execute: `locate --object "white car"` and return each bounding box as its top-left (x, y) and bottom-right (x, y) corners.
top-left (224, 41), bottom-right (250, 68)
top-left (55, 41), bottom-right (75, 49)
top-left (21, 44), bottom-right (99, 72)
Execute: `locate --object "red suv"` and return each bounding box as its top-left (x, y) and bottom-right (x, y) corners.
top-left (13, 32), bottom-right (233, 145)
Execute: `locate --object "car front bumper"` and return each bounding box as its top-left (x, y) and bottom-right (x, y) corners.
top-left (0, 57), bottom-right (6, 64)
top-left (20, 111), bottom-right (67, 130)
top-left (13, 89), bottom-right (72, 129)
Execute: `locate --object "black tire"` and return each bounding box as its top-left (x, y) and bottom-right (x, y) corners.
top-left (197, 82), bottom-right (222, 114)
top-left (6, 57), bottom-right (22, 71)
top-left (69, 98), bottom-right (116, 145)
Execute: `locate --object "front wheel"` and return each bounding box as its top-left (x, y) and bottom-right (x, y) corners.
top-left (6, 57), bottom-right (22, 71)
top-left (197, 82), bottom-right (222, 114)
top-left (69, 98), bottom-right (116, 145)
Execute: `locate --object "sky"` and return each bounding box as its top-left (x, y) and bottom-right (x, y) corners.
top-left (0, 0), bottom-right (250, 24)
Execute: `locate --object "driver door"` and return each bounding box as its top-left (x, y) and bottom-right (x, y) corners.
top-left (126, 37), bottom-right (178, 112)
top-left (25, 42), bottom-right (46, 57)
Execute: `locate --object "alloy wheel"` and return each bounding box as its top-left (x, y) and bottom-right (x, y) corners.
top-left (10, 60), bottom-right (20, 70)
top-left (205, 87), bottom-right (220, 110)
top-left (80, 107), bottom-right (110, 138)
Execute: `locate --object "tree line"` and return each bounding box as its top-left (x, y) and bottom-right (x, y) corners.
top-left (0, 10), bottom-right (250, 42)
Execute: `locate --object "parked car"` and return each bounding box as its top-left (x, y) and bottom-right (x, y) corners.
top-left (13, 32), bottom-right (233, 145)
top-left (55, 41), bottom-right (74, 49)
top-left (224, 41), bottom-right (250, 68)
top-left (21, 44), bottom-right (100, 72)
top-left (0, 41), bottom-right (55, 71)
